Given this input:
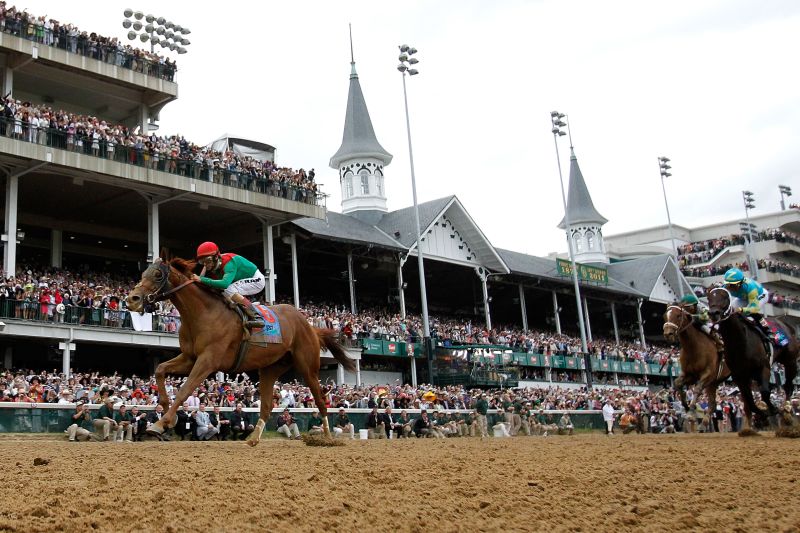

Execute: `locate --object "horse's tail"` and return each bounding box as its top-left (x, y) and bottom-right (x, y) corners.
top-left (317, 328), bottom-right (356, 373)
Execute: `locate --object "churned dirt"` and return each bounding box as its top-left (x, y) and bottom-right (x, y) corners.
top-left (0, 433), bottom-right (798, 532)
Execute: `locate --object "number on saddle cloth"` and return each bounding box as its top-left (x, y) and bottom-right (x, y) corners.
top-left (766, 320), bottom-right (790, 347)
top-left (249, 304), bottom-right (283, 344)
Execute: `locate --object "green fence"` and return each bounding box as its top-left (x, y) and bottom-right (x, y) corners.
top-left (0, 404), bottom-right (607, 434)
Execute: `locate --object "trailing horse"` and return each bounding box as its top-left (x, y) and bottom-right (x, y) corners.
top-left (662, 304), bottom-right (729, 425)
top-left (126, 258), bottom-right (356, 446)
top-left (707, 287), bottom-right (799, 434)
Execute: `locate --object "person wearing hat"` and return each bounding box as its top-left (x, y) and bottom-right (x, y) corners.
top-left (191, 241), bottom-right (265, 328)
top-left (679, 293), bottom-right (724, 353)
top-left (333, 407), bottom-right (354, 439)
top-left (307, 409), bottom-right (325, 436)
top-left (602, 399), bottom-right (616, 435)
top-left (93, 396), bottom-right (118, 441)
top-left (65, 401), bottom-right (95, 442)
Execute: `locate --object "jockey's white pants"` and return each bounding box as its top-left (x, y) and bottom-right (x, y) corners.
top-left (223, 269), bottom-right (265, 298)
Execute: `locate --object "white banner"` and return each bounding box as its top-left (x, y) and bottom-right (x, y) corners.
top-left (130, 312), bottom-right (153, 332)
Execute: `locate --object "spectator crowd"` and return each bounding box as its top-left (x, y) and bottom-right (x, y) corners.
top-left (0, 2), bottom-right (176, 80)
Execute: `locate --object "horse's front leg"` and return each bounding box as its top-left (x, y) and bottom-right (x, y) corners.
top-left (158, 354), bottom-right (216, 433)
top-left (247, 362), bottom-right (290, 447)
top-left (149, 353), bottom-right (195, 436)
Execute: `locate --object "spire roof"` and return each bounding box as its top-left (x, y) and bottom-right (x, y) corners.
top-left (558, 148), bottom-right (607, 229)
top-left (329, 62), bottom-right (393, 169)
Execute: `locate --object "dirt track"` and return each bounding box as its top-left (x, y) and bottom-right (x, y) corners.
top-left (0, 433), bottom-right (798, 532)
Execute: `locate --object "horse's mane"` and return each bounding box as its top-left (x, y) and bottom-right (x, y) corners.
top-left (169, 257), bottom-right (197, 276)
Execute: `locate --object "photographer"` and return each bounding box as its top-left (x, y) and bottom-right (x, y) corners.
top-left (65, 402), bottom-right (94, 442)
top-left (276, 408), bottom-right (301, 440)
top-left (93, 396), bottom-right (118, 441)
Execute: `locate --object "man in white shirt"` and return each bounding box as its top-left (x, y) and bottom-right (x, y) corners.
top-left (602, 400), bottom-right (616, 435)
top-left (186, 390), bottom-right (201, 409)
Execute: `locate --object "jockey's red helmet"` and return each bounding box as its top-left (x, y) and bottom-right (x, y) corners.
top-left (196, 241), bottom-right (220, 259)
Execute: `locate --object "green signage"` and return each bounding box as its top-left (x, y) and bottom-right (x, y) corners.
top-left (556, 258), bottom-right (608, 285)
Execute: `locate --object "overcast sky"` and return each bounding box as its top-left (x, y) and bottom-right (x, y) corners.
top-left (23, 0), bottom-right (800, 256)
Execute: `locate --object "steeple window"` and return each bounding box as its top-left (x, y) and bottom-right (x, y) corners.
top-left (344, 176), bottom-right (354, 198)
top-left (573, 232), bottom-right (583, 253)
top-left (586, 230), bottom-right (595, 250)
top-left (359, 170), bottom-right (370, 194)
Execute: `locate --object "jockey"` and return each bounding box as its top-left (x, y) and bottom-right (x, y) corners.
top-left (722, 267), bottom-right (773, 342)
top-left (680, 293), bottom-right (712, 335)
top-left (192, 242), bottom-right (265, 326)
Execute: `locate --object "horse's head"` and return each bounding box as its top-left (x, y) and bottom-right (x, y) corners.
top-left (127, 258), bottom-right (177, 313)
top-left (707, 287), bottom-right (733, 322)
top-left (663, 304), bottom-right (690, 343)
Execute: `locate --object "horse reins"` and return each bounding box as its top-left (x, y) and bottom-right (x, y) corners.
top-left (708, 287), bottom-right (734, 322)
top-left (663, 305), bottom-right (693, 335)
top-left (143, 261), bottom-right (196, 304)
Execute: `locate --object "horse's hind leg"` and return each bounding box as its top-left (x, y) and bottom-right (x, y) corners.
top-left (780, 350), bottom-right (798, 402)
top-left (247, 362), bottom-right (290, 447)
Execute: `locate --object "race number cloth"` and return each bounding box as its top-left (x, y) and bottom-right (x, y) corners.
top-left (766, 320), bottom-right (790, 347)
top-left (251, 304), bottom-right (282, 344)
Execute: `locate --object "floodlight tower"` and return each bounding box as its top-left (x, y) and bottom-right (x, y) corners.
top-left (122, 9), bottom-right (191, 54)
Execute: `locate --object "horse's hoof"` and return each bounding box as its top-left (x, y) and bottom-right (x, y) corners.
top-left (146, 428), bottom-right (164, 437)
top-left (738, 428), bottom-right (761, 437)
top-left (246, 439), bottom-right (259, 447)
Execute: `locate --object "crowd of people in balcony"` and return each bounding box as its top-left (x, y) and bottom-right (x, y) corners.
top-left (678, 228), bottom-right (800, 269)
top-left (0, 96), bottom-right (320, 203)
top-left (0, 2), bottom-right (176, 80)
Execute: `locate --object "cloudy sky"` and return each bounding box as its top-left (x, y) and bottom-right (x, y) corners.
top-left (23, 0), bottom-right (800, 256)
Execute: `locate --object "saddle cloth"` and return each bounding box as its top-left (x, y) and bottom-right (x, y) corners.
top-left (249, 303), bottom-right (283, 344)
top-left (766, 319), bottom-right (790, 347)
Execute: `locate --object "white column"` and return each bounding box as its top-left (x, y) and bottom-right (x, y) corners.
top-left (583, 296), bottom-right (592, 343)
top-left (552, 291), bottom-right (561, 335)
top-left (139, 103), bottom-right (149, 135)
top-left (147, 199), bottom-right (159, 262)
top-left (50, 229), bottom-right (62, 268)
top-left (3, 346), bottom-right (11, 369)
top-left (610, 302), bottom-right (620, 345)
top-left (636, 298), bottom-right (647, 349)
top-left (3, 174), bottom-right (18, 277)
top-left (61, 344), bottom-right (71, 376)
top-left (355, 358), bottom-right (362, 386)
top-left (347, 252), bottom-right (357, 314)
top-left (410, 355), bottom-right (417, 387)
top-left (2, 66), bottom-right (13, 97)
top-left (262, 223), bottom-right (275, 304)
top-left (398, 261), bottom-right (406, 319)
top-left (336, 363), bottom-right (345, 385)
top-left (477, 268), bottom-right (492, 330)
top-left (518, 284), bottom-right (528, 332)
top-left (290, 234), bottom-right (299, 308)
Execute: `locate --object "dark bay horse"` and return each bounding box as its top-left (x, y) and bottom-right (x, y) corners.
top-left (662, 304), bottom-right (730, 423)
top-left (707, 287), bottom-right (799, 433)
top-left (126, 258), bottom-right (356, 446)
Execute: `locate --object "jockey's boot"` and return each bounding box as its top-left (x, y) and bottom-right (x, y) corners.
top-left (753, 315), bottom-right (777, 346)
top-left (230, 294), bottom-right (263, 329)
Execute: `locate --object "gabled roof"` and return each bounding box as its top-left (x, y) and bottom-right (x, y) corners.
top-left (329, 62), bottom-right (392, 169)
top-left (606, 255), bottom-right (690, 302)
top-left (377, 196), bottom-right (509, 273)
top-left (292, 210), bottom-right (404, 251)
top-left (558, 148), bottom-right (607, 229)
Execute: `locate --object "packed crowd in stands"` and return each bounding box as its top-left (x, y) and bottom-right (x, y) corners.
top-left (678, 228), bottom-right (800, 269)
top-left (681, 260), bottom-right (750, 279)
top-left (0, 96), bottom-right (320, 203)
top-left (0, 2), bottom-right (176, 80)
top-left (3, 368), bottom-right (799, 441)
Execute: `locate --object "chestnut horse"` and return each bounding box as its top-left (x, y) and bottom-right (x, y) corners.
top-left (707, 287), bottom-right (799, 433)
top-left (662, 304), bottom-right (730, 426)
top-left (126, 258), bottom-right (356, 446)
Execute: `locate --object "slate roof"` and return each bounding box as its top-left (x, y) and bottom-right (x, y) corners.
top-left (329, 63), bottom-right (392, 169)
top-left (558, 148), bottom-right (608, 229)
top-left (376, 196), bottom-right (455, 248)
top-left (292, 210), bottom-right (403, 250)
top-left (606, 255), bottom-right (675, 297)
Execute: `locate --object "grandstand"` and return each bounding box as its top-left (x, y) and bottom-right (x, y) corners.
top-left (0, 9), bottom-right (694, 391)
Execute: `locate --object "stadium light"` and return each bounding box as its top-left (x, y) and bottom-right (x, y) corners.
top-left (397, 43), bottom-right (431, 381)
top-left (551, 111), bottom-right (588, 355)
top-left (742, 190), bottom-right (758, 279)
top-left (122, 10), bottom-right (192, 55)
top-left (658, 156), bottom-right (683, 298)
top-left (779, 185), bottom-right (792, 211)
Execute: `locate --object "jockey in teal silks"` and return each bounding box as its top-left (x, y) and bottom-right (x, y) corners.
top-left (723, 267), bottom-right (774, 344)
top-left (192, 241), bottom-right (265, 327)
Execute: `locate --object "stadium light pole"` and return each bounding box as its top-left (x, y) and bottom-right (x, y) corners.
top-left (658, 156), bottom-right (683, 298)
top-left (742, 190), bottom-right (758, 280)
top-left (122, 9), bottom-right (191, 54)
top-left (551, 111), bottom-right (588, 355)
top-left (397, 44), bottom-right (433, 383)
top-left (779, 185), bottom-right (792, 211)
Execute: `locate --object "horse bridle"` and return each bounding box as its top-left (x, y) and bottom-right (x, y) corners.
top-left (708, 287), bottom-right (734, 322)
top-left (663, 305), bottom-right (693, 335)
top-left (141, 260), bottom-right (195, 304)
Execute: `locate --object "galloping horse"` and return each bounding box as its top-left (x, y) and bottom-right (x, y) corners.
top-left (126, 258), bottom-right (356, 446)
top-left (662, 304), bottom-right (729, 422)
top-left (707, 287), bottom-right (799, 433)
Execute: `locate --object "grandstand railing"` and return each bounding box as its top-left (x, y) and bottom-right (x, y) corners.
top-left (0, 300), bottom-right (178, 333)
top-left (0, 118), bottom-right (324, 206)
top-left (0, 19), bottom-right (176, 81)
